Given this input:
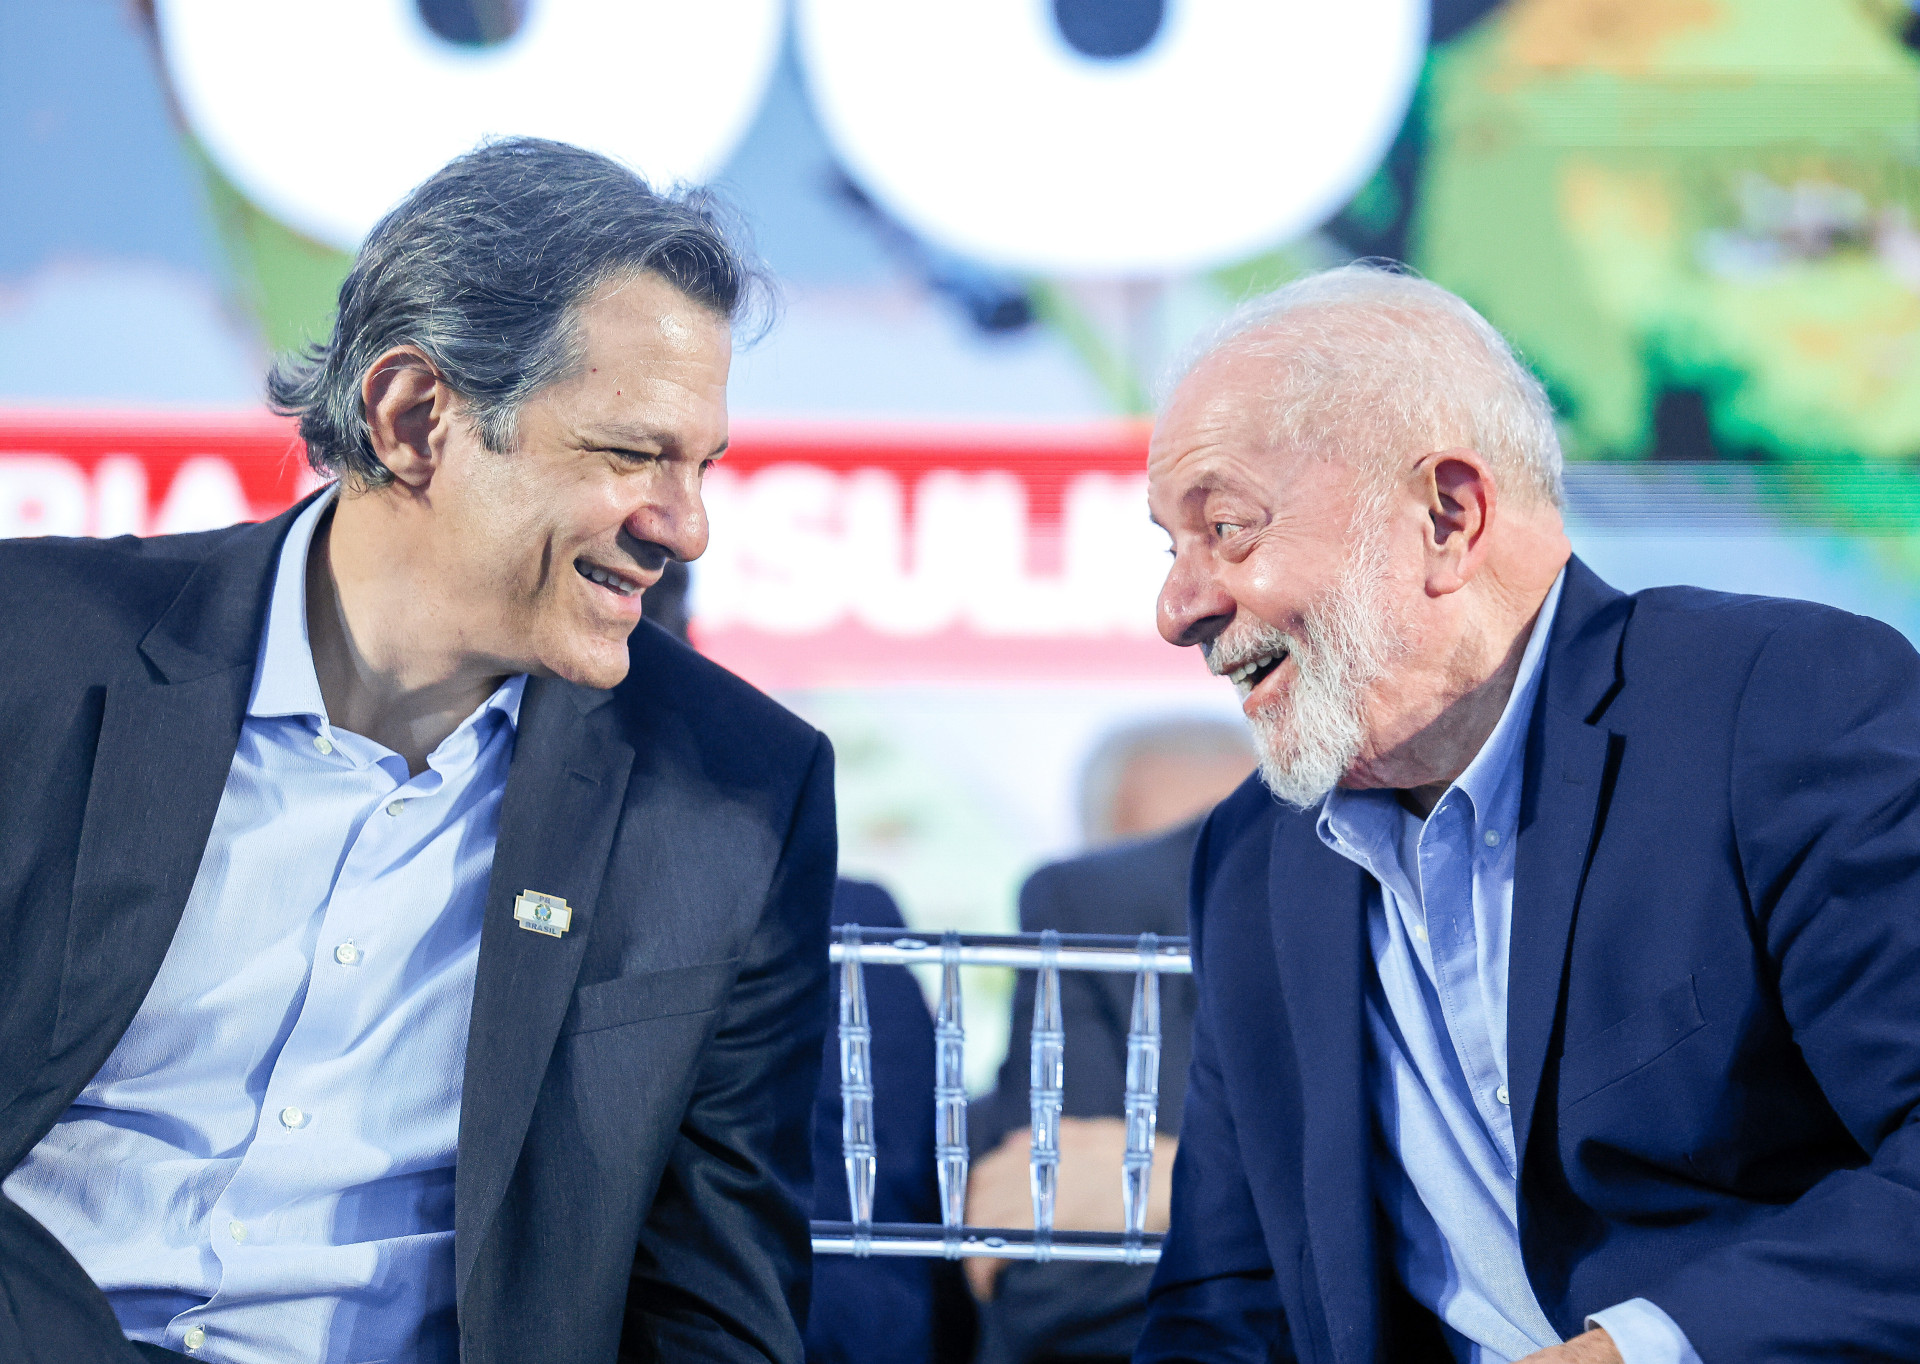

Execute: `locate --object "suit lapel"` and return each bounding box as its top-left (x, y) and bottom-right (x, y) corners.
top-left (455, 675), bottom-right (634, 1295)
top-left (50, 672), bottom-right (253, 1068)
top-left (49, 513), bottom-right (293, 1073)
top-left (1269, 814), bottom-right (1379, 1364)
top-left (1507, 559), bottom-right (1630, 1163)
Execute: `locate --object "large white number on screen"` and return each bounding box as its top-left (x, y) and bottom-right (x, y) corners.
top-left (153, 0), bottom-right (783, 251)
top-left (795, 0), bottom-right (1427, 275)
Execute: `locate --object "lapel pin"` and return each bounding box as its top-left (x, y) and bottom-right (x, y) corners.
top-left (514, 890), bottom-right (572, 939)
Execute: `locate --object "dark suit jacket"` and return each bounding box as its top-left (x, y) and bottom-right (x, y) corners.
top-left (807, 879), bottom-right (972, 1364)
top-left (1136, 556), bottom-right (1920, 1363)
top-left (0, 502), bottom-right (837, 1364)
top-left (971, 825), bottom-right (1200, 1364)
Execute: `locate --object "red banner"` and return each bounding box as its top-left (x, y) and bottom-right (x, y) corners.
top-left (0, 412), bottom-right (1203, 689)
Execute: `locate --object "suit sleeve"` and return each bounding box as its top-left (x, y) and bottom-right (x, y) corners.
top-left (621, 734), bottom-right (837, 1363)
top-left (1651, 612), bottom-right (1920, 1359)
top-left (1134, 816), bottom-right (1294, 1364)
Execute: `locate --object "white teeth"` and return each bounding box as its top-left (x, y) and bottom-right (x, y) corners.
top-left (580, 563), bottom-right (635, 596)
top-left (1222, 651), bottom-right (1286, 696)
top-left (1225, 652), bottom-right (1280, 684)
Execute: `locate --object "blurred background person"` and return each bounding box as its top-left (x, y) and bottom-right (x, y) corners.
top-left (963, 719), bottom-right (1253, 1364)
top-left (643, 566), bottom-right (975, 1364)
top-left (1074, 719), bottom-right (1261, 850)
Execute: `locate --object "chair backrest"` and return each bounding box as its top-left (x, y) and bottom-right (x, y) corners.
top-left (814, 925), bottom-right (1192, 1265)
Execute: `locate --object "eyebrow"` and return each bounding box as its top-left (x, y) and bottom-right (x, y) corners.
top-left (577, 427), bottom-right (668, 450)
top-left (1181, 471), bottom-right (1233, 507)
top-left (577, 429), bottom-right (729, 461)
top-left (1147, 466), bottom-right (1232, 532)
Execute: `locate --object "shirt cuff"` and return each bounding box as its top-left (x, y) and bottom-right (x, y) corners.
top-left (1586, 1299), bottom-right (1702, 1364)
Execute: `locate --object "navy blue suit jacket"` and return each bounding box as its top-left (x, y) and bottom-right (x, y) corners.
top-left (1137, 558), bottom-right (1920, 1363)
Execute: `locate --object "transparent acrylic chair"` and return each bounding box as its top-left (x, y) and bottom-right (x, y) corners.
top-left (813, 924), bottom-right (1190, 1266)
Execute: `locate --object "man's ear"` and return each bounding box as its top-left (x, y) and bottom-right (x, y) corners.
top-left (1419, 447), bottom-right (1496, 596)
top-left (362, 348), bottom-right (454, 490)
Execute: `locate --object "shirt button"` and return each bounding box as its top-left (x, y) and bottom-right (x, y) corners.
top-left (312, 735), bottom-right (333, 756)
top-left (1483, 829), bottom-right (1501, 847)
top-left (1496, 1084), bottom-right (1510, 1106)
top-left (1411, 921), bottom-right (1429, 944)
top-left (183, 1327), bottom-right (207, 1351)
top-left (385, 799), bottom-right (405, 816)
top-left (334, 941), bottom-right (362, 966)
top-left (279, 1105), bottom-right (309, 1129)
top-left (229, 1219), bottom-right (247, 1242)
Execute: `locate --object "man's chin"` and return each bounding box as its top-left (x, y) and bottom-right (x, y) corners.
top-left (533, 636), bottom-right (635, 692)
top-left (1250, 721), bottom-right (1364, 810)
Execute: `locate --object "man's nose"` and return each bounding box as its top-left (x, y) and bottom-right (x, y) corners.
top-left (1158, 551), bottom-right (1236, 649)
top-left (624, 473), bottom-right (708, 565)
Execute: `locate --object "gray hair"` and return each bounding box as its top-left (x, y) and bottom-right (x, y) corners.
top-left (268, 137), bottom-right (769, 488)
top-left (1170, 262), bottom-right (1564, 507)
top-left (1078, 716), bottom-right (1255, 845)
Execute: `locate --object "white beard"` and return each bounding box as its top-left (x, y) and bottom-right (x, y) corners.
top-left (1237, 520), bottom-right (1406, 809)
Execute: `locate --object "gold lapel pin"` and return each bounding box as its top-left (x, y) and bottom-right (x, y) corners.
top-left (514, 890), bottom-right (572, 939)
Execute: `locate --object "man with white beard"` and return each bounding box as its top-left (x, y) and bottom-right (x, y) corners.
top-left (1134, 264), bottom-right (1920, 1364)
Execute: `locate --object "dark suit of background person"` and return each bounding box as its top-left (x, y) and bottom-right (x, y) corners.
top-left (0, 506), bottom-right (836, 1364)
top-left (1137, 558), bottom-right (1920, 1363)
top-left (968, 823), bottom-right (1201, 1364)
top-left (641, 562), bottom-right (975, 1364)
top-left (810, 879), bottom-right (975, 1364)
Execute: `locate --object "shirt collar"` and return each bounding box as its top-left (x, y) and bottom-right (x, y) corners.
top-left (249, 487), bottom-right (337, 722)
top-left (1436, 563), bottom-right (1566, 828)
top-left (1318, 565), bottom-right (1567, 853)
top-left (248, 487), bottom-right (527, 733)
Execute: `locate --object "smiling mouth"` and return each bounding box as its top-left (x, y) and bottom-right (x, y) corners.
top-left (1224, 650), bottom-right (1288, 699)
top-left (575, 558), bottom-right (644, 599)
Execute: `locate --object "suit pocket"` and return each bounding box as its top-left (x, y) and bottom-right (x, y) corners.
top-left (559, 959), bottom-right (740, 1037)
top-left (1559, 974), bottom-right (1707, 1106)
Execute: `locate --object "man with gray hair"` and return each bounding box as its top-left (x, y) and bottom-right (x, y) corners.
top-left (0, 139), bottom-right (834, 1364)
top-left (1137, 263), bottom-right (1920, 1361)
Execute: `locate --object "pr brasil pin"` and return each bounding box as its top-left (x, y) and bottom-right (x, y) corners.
top-left (514, 890), bottom-right (572, 938)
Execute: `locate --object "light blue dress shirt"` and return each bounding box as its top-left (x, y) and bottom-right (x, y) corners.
top-left (1317, 571), bottom-right (1700, 1364)
top-left (4, 488), bottom-right (525, 1364)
